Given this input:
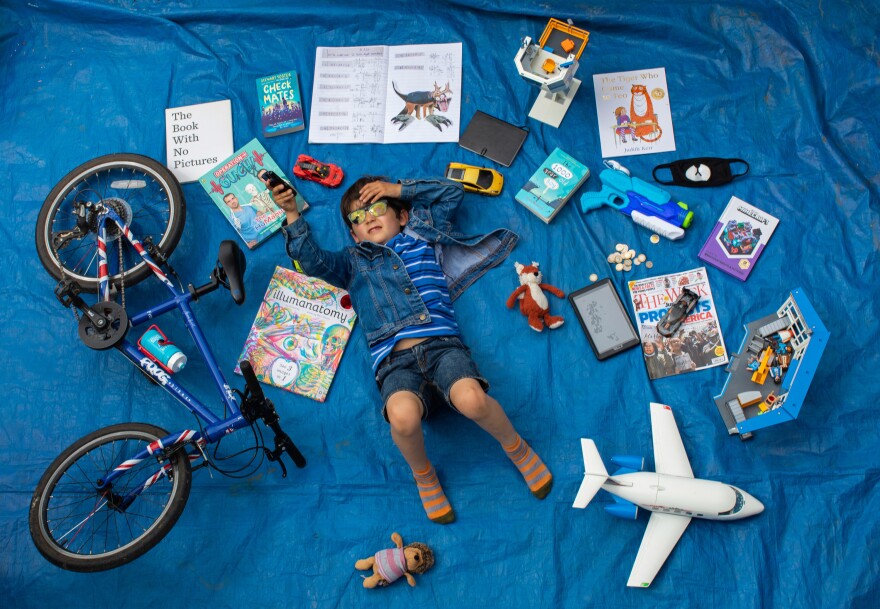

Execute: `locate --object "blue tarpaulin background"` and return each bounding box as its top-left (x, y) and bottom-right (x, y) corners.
top-left (2, 1), bottom-right (878, 607)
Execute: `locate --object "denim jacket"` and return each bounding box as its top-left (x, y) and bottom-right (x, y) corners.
top-left (282, 178), bottom-right (518, 344)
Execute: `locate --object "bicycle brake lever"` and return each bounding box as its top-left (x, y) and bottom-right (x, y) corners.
top-left (264, 428), bottom-right (307, 477)
top-left (264, 446), bottom-right (288, 478)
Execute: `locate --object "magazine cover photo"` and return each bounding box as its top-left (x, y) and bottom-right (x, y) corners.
top-left (628, 267), bottom-right (728, 380)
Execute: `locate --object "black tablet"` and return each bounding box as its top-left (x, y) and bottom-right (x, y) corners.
top-left (458, 111), bottom-right (528, 167)
top-left (568, 279), bottom-right (640, 360)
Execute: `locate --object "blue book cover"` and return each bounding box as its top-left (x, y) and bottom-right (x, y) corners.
top-left (257, 70), bottom-right (305, 137)
top-left (199, 138), bottom-right (308, 249)
top-left (515, 147), bottom-right (590, 223)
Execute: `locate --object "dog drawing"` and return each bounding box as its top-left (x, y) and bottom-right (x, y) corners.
top-left (390, 81), bottom-right (453, 131)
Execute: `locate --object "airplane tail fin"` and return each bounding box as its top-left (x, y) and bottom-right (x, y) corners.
top-left (572, 439), bottom-right (609, 509)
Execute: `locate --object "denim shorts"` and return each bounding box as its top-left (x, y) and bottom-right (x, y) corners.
top-left (375, 335), bottom-right (489, 421)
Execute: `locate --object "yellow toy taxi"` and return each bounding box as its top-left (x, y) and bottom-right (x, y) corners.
top-left (444, 163), bottom-right (504, 196)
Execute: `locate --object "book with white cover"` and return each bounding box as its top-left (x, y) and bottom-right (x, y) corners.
top-left (593, 67), bottom-right (676, 158)
top-left (164, 99), bottom-right (233, 183)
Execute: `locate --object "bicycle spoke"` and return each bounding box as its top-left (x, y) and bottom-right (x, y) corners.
top-left (55, 497), bottom-right (109, 543)
top-left (37, 155), bottom-right (184, 291)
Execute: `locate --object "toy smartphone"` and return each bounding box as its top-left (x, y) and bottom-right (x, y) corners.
top-left (262, 170), bottom-right (294, 194)
top-left (568, 278), bottom-right (640, 360)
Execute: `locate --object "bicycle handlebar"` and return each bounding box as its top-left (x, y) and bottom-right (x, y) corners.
top-left (239, 360), bottom-right (307, 476)
top-left (239, 360), bottom-right (264, 401)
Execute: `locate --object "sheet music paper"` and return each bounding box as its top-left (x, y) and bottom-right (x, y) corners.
top-left (310, 42), bottom-right (462, 144)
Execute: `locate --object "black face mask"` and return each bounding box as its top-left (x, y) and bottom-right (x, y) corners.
top-left (652, 158), bottom-right (749, 187)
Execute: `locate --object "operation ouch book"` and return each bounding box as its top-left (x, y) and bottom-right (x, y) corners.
top-left (198, 139), bottom-right (307, 249)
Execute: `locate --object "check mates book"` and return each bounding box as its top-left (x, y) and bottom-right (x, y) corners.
top-left (198, 138), bottom-right (308, 249)
top-left (698, 196), bottom-right (779, 281)
top-left (514, 147), bottom-right (590, 223)
top-left (257, 71), bottom-right (305, 137)
top-left (237, 267), bottom-right (357, 402)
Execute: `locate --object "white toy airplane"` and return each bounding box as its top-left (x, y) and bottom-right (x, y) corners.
top-left (573, 402), bottom-right (764, 588)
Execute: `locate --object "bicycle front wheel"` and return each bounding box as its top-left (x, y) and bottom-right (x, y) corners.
top-left (35, 154), bottom-right (186, 292)
top-left (29, 423), bottom-right (192, 572)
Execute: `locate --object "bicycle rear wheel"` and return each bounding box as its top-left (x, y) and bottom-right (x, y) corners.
top-left (29, 423), bottom-right (192, 572)
top-left (35, 154), bottom-right (185, 292)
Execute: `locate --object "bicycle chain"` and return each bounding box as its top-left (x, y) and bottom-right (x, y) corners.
top-left (117, 237), bottom-right (126, 310)
top-left (50, 220), bottom-right (128, 324)
top-left (52, 247), bottom-right (81, 323)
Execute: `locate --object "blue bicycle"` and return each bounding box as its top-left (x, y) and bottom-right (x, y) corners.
top-left (28, 154), bottom-right (305, 572)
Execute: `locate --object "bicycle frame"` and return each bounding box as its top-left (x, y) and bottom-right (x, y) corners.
top-left (90, 208), bottom-right (252, 505)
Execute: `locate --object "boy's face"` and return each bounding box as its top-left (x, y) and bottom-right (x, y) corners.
top-left (348, 201), bottom-right (408, 245)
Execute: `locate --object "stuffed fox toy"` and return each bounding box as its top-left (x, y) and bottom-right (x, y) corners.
top-left (506, 262), bottom-right (565, 332)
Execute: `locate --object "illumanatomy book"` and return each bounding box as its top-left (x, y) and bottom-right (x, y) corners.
top-left (698, 196), bottom-right (779, 281)
top-left (198, 138), bottom-right (307, 249)
top-left (514, 147), bottom-right (590, 223)
top-left (256, 71), bottom-right (305, 137)
top-left (592, 67), bottom-right (676, 158)
top-left (237, 267), bottom-right (357, 402)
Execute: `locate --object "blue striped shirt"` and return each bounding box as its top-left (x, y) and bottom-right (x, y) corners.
top-left (369, 231), bottom-right (460, 370)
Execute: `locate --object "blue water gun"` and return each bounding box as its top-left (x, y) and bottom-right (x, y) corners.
top-left (580, 161), bottom-right (694, 240)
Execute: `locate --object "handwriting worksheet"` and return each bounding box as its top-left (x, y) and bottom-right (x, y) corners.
top-left (309, 42), bottom-right (462, 144)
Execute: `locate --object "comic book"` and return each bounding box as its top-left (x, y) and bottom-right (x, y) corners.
top-left (198, 138), bottom-right (307, 249)
top-left (592, 67), bottom-right (676, 158)
top-left (256, 70), bottom-right (305, 137)
top-left (698, 196), bottom-right (779, 281)
top-left (237, 267), bottom-right (357, 403)
top-left (627, 267), bottom-right (728, 380)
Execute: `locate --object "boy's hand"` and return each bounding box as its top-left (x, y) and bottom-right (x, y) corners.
top-left (270, 183), bottom-right (300, 224)
top-left (359, 180), bottom-right (401, 204)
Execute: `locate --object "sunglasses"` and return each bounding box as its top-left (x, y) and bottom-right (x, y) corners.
top-left (347, 200), bottom-right (389, 225)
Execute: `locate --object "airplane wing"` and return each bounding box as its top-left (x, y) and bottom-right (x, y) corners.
top-left (649, 402), bottom-right (694, 478)
top-left (626, 512), bottom-right (692, 588)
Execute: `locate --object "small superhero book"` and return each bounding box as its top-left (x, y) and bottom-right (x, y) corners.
top-left (199, 138), bottom-right (308, 249)
top-left (514, 147), bottom-right (590, 223)
top-left (237, 267), bottom-right (357, 403)
top-left (256, 70), bottom-right (305, 138)
top-left (698, 196), bottom-right (779, 281)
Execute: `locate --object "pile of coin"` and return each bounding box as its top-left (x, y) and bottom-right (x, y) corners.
top-left (606, 242), bottom-right (653, 272)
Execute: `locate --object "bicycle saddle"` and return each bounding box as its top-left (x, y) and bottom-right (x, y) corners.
top-left (217, 240), bottom-right (246, 304)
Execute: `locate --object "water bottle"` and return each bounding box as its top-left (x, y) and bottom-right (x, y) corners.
top-left (138, 326), bottom-right (187, 373)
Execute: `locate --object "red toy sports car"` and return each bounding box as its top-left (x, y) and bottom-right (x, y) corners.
top-left (292, 154), bottom-right (344, 187)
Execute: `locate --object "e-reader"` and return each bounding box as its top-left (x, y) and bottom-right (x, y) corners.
top-left (458, 111), bottom-right (529, 167)
top-left (568, 279), bottom-right (640, 360)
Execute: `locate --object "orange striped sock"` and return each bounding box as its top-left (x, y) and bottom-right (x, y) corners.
top-left (413, 463), bottom-right (455, 524)
top-left (504, 434), bottom-right (553, 499)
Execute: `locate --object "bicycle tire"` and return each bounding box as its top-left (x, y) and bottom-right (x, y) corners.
top-left (35, 154), bottom-right (186, 292)
top-left (29, 423), bottom-right (192, 572)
